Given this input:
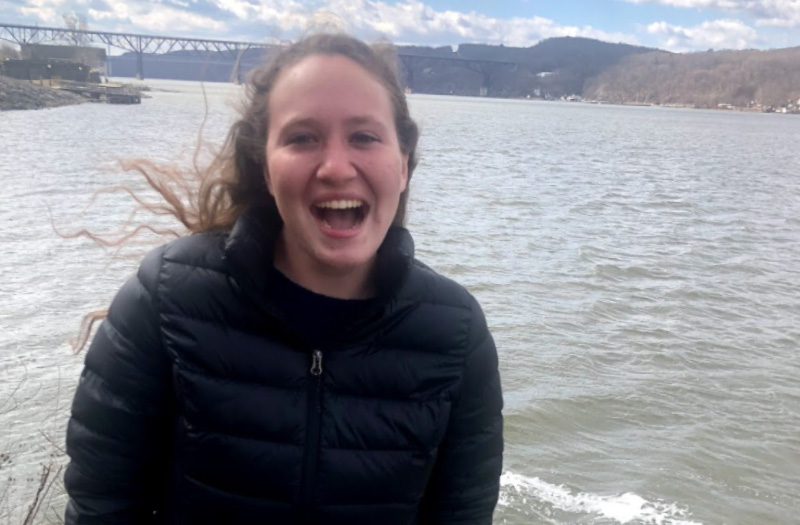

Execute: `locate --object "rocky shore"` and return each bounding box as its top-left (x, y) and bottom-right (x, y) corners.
top-left (0, 76), bottom-right (88, 111)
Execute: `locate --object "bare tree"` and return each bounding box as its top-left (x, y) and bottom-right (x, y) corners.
top-left (62, 12), bottom-right (89, 47)
top-left (0, 43), bottom-right (19, 60)
top-left (584, 46), bottom-right (800, 108)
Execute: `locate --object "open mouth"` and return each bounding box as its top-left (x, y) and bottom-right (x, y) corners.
top-left (311, 200), bottom-right (368, 231)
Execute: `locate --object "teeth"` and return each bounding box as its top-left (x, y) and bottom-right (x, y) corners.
top-left (316, 200), bottom-right (363, 210)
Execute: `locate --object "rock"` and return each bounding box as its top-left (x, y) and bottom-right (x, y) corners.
top-left (0, 76), bottom-right (89, 111)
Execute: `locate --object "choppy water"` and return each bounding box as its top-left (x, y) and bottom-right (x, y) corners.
top-left (1, 80), bottom-right (799, 524)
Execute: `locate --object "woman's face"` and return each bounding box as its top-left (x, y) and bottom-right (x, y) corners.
top-left (264, 54), bottom-right (408, 289)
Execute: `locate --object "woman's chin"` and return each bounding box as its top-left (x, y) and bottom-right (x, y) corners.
top-left (314, 248), bottom-right (376, 276)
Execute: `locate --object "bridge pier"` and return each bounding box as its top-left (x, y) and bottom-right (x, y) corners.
top-left (231, 46), bottom-right (251, 84)
top-left (465, 61), bottom-right (514, 97)
top-left (136, 51), bottom-right (144, 80)
top-left (404, 67), bottom-right (415, 93)
top-left (397, 55), bottom-right (417, 93)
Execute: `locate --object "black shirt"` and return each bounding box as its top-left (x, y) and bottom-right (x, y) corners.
top-left (269, 267), bottom-right (375, 348)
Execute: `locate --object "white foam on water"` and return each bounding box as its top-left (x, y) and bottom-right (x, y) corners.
top-left (500, 471), bottom-right (703, 524)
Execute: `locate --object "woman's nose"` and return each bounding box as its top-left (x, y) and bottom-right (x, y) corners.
top-left (317, 140), bottom-right (357, 183)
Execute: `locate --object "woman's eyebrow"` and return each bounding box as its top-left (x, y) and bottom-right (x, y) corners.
top-left (280, 115), bottom-right (388, 131)
top-left (280, 117), bottom-right (318, 129)
top-left (346, 115), bottom-right (388, 130)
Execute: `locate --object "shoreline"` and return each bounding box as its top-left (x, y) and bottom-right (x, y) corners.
top-left (3, 74), bottom-right (795, 115)
top-left (0, 76), bottom-right (89, 111)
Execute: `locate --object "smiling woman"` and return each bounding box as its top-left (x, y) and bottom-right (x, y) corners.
top-left (63, 33), bottom-right (503, 524)
top-left (266, 54), bottom-right (410, 298)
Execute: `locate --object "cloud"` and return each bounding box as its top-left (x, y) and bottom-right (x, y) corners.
top-left (646, 18), bottom-right (760, 51)
top-left (624, 0), bottom-right (800, 28)
top-left (2, 0), bottom-right (640, 47)
top-left (262, 0), bottom-right (639, 47)
top-left (5, 0), bottom-right (226, 34)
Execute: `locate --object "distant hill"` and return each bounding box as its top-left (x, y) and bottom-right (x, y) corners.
top-left (108, 37), bottom-right (656, 98)
top-left (584, 46), bottom-right (800, 108)
top-left (396, 37), bottom-right (658, 98)
top-left (105, 37), bottom-right (800, 108)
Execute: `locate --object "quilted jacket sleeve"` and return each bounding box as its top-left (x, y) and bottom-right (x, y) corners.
top-left (421, 296), bottom-right (504, 524)
top-left (64, 246), bottom-right (174, 525)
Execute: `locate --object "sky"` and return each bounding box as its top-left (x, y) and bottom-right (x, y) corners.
top-left (2, 0), bottom-right (800, 53)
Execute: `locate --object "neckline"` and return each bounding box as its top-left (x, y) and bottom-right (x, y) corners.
top-left (223, 205), bottom-right (416, 307)
top-left (270, 266), bottom-right (376, 305)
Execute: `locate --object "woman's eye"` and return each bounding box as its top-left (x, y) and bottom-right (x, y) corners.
top-left (287, 134), bottom-right (316, 145)
top-left (351, 133), bottom-right (379, 144)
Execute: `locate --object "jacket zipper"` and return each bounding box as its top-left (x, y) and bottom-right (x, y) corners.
top-left (300, 349), bottom-right (324, 520)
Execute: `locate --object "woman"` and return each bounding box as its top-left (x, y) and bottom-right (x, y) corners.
top-left (64, 33), bottom-right (503, 524)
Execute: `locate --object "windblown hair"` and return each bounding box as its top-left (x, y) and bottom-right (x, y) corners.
top-left (132, 33), bottom-right (419, 235)
top-left (71, 33), bottom-right (420, 351)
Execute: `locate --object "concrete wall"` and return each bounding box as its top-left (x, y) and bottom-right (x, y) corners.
top-left (1, 59), bottom-right (94, 83)
top-left (20, 44), bottom-right (106, 68)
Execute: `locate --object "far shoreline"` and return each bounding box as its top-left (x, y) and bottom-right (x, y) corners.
top-left (3, 74), bottom-right (796, 116)
top-left (0, 76), bottom-right (150, 111)
top-left (0, 76), bottom-right (88, 111)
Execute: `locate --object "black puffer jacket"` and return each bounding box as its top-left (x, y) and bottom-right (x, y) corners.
top-left (65, 206), bottom-right (504, 524)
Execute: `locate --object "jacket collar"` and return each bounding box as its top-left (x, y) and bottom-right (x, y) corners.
top-left (223, 205), bottom-right (415, 307)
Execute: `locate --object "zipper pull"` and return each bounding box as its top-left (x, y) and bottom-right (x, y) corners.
top-left (310, 350), bottom-right (323, 376)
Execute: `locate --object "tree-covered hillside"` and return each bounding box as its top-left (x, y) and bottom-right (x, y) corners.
top-left (584, 47), bottom-right (800, 108)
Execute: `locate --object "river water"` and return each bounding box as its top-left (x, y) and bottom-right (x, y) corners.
top-left (1, 80), bottom-right (799, 524)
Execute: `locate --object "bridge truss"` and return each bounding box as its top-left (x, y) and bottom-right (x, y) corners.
top-left (0, 23), bottom-right (274, 79)
top-left (0, 22), bottom-right (522, 92)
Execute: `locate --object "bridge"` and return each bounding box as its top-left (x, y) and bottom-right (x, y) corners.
top-left (0, 23), bottom-right (276, 80)
top-left (0, 22), bottom-right (519, 93)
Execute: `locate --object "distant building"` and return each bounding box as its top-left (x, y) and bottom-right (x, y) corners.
top-left (1, 44), bottom-right (105, 84)
top-left (1, 59), bottom-right (94, 83)
top-left (20, 44), bottom-right (106, 69)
